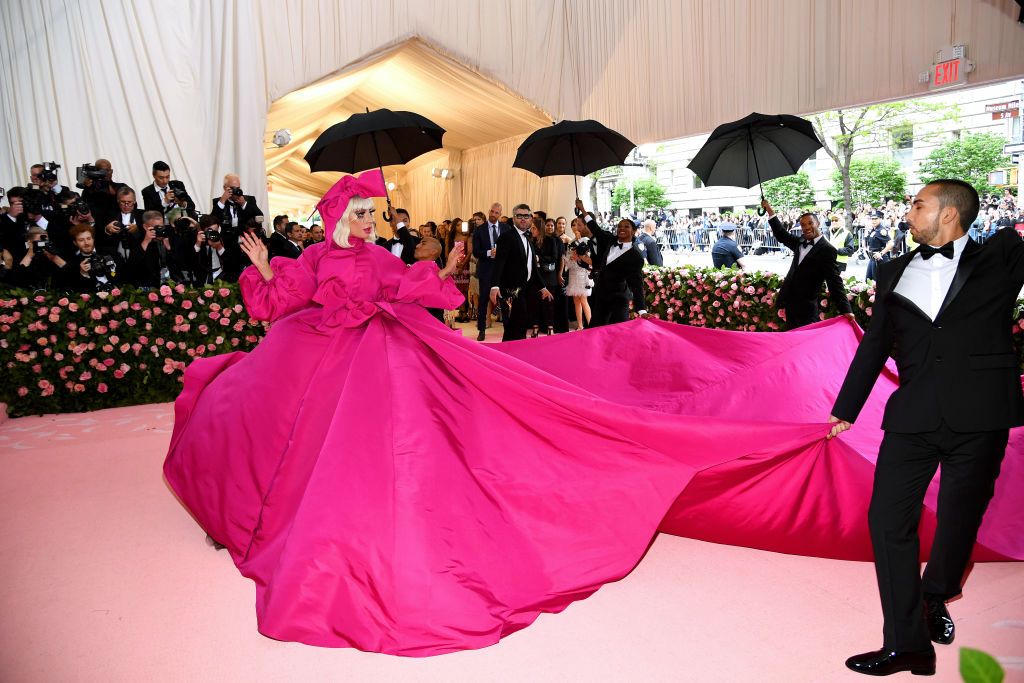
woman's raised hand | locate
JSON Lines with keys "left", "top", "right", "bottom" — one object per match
{"left": 240, "top": 232, "right": 272, "bottom": 280}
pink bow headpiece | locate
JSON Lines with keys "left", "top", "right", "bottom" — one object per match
{"left": 316, "top": 169, "right": 387, "bottom": 245}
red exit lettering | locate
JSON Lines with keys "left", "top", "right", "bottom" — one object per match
{"left": 934, "top": 59, "right": 960, "bottom": 86}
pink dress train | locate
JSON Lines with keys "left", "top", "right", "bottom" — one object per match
{"left": 163, "top": 237, "right": 1023, "bottom": 656}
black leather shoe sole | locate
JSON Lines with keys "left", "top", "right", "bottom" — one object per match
{"left": 845, "top": 649, "right": 936, "bottom": 676}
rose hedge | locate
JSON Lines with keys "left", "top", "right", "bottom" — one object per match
{"left": 2, "top": 268, "right": 1023, "bottom": 416}
{"left": 1, "top": 284, "right": 268, "bottom": 417}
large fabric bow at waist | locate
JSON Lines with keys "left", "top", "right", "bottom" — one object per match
{"left": 316, "top": 297, "right": 399, "bottom": 330}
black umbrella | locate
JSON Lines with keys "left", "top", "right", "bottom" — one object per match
{"left": 687, "top": 112, "right": 822, "bottom": 214}
{"left": 304, "top": 108, "right": 446, "bottom": 215}
{"left": 513, "top": 120, "right": 636, "bottom": 201}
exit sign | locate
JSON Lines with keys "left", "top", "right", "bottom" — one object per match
{"left": 930, "top": 58, "right": 967, "bottom": 89}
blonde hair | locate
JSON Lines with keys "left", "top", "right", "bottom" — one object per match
{"left": 332, "top": 195, "right": 377, "bottom": 248}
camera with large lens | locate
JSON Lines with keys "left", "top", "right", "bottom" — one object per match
{"left": 205, "top": 228, "right": 222, "bottom": 243}
{"left": 75, "top": 164, "right": 109, "bottom": 190}
{"left": 87, "top": 253, "right": 117, "bottom": 278}
{"left": 155, "top": 224, "right": 174, "bottom": 239}
{"left": 40, "top": 162, "right": 61, "bottom": 182}
{"left": 64, "top": 199, "right": 91, "bottom": 219}
{"left": 35, "top": 237, "right": 57, "bottom": 255}
{"left": 167, "top": 181, "right": 191, "bottom": 206}
{"left": 230, "top": 187, "right": 244, "bottom": 197}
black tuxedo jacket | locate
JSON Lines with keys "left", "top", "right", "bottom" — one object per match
{"left": 490, "top": 227, "right": 545, "bottom": 295}
{"left": 472, "top": 221, "right": 508, "bottom": 284}
{"left": 142, "top": 182, "right": 197, "bottom": 214}
{"left": 587, "top": 217, "right": 647, "bottom": 310}
{"left": 770, "top": 216, "right": 852, "bottom": 321}
{"left": 833, "top": 228, "right": 1024, "bottom": 433}
{"left": 374, "top": 225, "right": 419, "bottom": 265}
{"left": 209, "top": 195, "right": 263, "bottom": 230}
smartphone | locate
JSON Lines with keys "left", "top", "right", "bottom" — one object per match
{"left": 461, "top": 221, "right": 469, "bottom": 233}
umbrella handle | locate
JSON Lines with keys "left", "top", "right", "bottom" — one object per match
{"left": 748, "top": 130, "right": 767, "bottom": 216}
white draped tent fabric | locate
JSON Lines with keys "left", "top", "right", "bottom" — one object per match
{"left": 1, "top": 0, "right": 1023, "bottom": 224}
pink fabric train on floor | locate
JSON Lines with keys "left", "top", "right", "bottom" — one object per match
{"left": 163, "top": 239, "right": 1023, "bottom": 656}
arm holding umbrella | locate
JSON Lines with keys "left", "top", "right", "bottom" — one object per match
{"left": 762, "top": 199, "right": 801, "bottom": 252}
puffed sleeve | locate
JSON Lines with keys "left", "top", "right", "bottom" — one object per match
{"left": 394, "top": 260, "right": 465, "bottom": 310}
{"left": 239, "top": 254, "right": 317, "bottom": 322}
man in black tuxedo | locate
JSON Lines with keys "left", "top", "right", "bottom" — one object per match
{"left": 276, "top": 222, "right": 305, "bottom": 260}
{"left": 574, "top": 199, "right": 648, "bottom": 326}
{"left": 828, "top": 179, "right": 1024, "bottom": 677}
{"left": 142, "top": 160, "right": 197, "bottom": 216}
{"left": 472, "top": 202, "right": 507, "bottom": 340}
{"left": 375, "top": 208, "right": 419, "bottom": 265}
{"left": 763, "top": 199, "right": 853, "bottom": 329}
{"left": 488, "top": 203, "right": 553, "bottom": 341}
{"left": 209, "top": 174, "right": 263, "bottom": 240}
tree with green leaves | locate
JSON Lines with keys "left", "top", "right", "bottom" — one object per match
{"left": 829, "top": 157, "right": 907, "bottom": 208}
{"left": 917, "top": 132, "right": 1011, "bottom": 196}
{"left": 813, "top": 101, "right": 953, "bottom": 223}
{"left": 762, "top": 171, "right": 815, "bottom": 210}
{"left": 611, "top": 177, "right": 670, "bottom": 213}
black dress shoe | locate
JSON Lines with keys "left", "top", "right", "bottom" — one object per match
{"left": 924, "top": 596, "right": 955, "bottom": 644}
{"left": 476, "top": 331, "right": 486, "bottom": 341}
{"left": 845, "top": 648, "right": 935, "bottom": 676}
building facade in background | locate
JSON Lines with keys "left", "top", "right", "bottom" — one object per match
{"left": 596, "top": 80, "right": 1024, "bottom": 217}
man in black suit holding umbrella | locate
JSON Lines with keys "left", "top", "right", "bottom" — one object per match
{"left": 375, "top": 208, "right": 419, "bottom": 265}
{"left": 488, "top": 203, "right": 553, "bottom": 341}
{"left": 574, "top": 199, "right": 648, "bottom": 326}
{"left": 762, "top": 198, "right": 854, "bottom": 329}
{"left": 828, "top": 179, "right": 1024, "bottom": 677}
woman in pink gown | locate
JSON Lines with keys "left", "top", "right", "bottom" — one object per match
{"left": 163, "top": 170, "right": 1022, "bottom": 656}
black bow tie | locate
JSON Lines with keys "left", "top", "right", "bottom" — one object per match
{"left": 917, "top": 242, "right": 955, "bottom": 260}
{"left": 617, "top": 242, "right": 628, "bottom": 250}
{"left": 800, "top": 239, "right": 814, "bottom": 248}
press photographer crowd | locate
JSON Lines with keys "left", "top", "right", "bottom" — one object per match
{"left": 0, "top": 159, "right": 321, "bottom": 293}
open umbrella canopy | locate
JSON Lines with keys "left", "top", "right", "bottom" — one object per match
{"left": 687, "top": 112, "right": 821, "bottom": 190}
{"left": 304, "top": 108, "right": 446, "bottom": 174}
{"left": 513, "top": 119, "right": 636, "bottom": 179}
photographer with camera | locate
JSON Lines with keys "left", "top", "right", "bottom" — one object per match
{"left": 187, "top": 214, "right": 240, "bottom": 285}
{"left": 130, "top": 210, "right": 176, "bottom": 288}
{"left": 1, "top": 186, "right": 28, "bottom": 260}
{"left": 77, "top": 158, "right": 125, "bottom": 221}
{"left": 210, "top": 174, "right": 263, "bottom": 245}
{"left": 142, "top": 160, "right": 197, "bottom": 218}
{"left": 99, "top": 186, "right": 144, "bottom": 256}
{"left": 9, "top": 225, "right": 68, "bottom": 290}
{"left": 22, "top": 187, "right": 73, "bottom": 256}
{"left": 29, "top": 162, "right": 74, "bottom": 210}
{"left": 60, "top": 224, "right": 124, "bottom": 292}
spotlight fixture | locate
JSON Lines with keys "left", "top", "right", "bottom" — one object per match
{"left": 387, "top": 182, "right": 396, "bottom": 191}
{"left": 431, "top": 167, "right": 453, "bottom": 180}
{"left": 272, "top": 129, "right": 292, "bottom": 147}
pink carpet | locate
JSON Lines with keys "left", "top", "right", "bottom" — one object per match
{"left": 1, "top": 401, "right": 1022, "bottom": 681}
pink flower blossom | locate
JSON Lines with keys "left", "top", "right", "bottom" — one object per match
{"left": 17, "top": 387, "right": 28, "bottom": 397}
{"left": 182, "top": 300, "right": 193, "bottom": 310}
{"left": 204, "top": 289, "right": 214, "bottom": 298}
{"left": 97, "top": 383, "right": 108, "bottom": 393}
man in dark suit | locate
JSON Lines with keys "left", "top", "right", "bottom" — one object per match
{"left": 209, "top": 174, "right": 263, "bottom": 241}
{"left": 142, "top": 160, "right": 197, "bottom": 216}
{"left": 276, "top": 222, "right": 305, "bottom": 260}
{"left": 638, "top": 219, "right": 664, "bottom": 266}
{"left": 763, "top": 199, "right": 853, "bottom": 329}
{"left": 828, "top": 179, "right": 1024, "bottom": 677}
{"left": 472, "top": 202, "right": 507, "bottom": 340}
{"left": 574, "top": 199, "right": 648, "bottom": 326}
{"left": 375, "top": 208, "right": 419, "bottom": 265}
{"left": 488, "top": 203, "right": 553, "bottom": 341}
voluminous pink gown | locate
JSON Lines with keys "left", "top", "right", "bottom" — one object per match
{"left": 163, "top": 236, "right": 1023, "bottom": 656}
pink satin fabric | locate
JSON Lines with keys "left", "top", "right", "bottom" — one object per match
{"left": 163, "top": 240, "right": 1022, "bottom": 655}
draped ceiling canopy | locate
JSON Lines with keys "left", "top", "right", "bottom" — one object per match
{"left": 1, "top": 0, "right": 1023, "bottom": 223}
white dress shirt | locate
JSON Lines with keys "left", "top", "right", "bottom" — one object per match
{"left": 517, "top": 228, "right": 533, "bottom": 279}
{"left": 154, "top": 183, "right": 170, "bottom": 208}
{"left": 487, "top": 222, "right": 499, "bottom": 254}
{"left": 893, "top": 234, "right": 969, "bottom": 320}
{"left": 797, "top": 234, "right": 823, "bottom": 265}
{"left": 605, "top": 240, "right": 634, "bottom": 266}
{"left": 390, "top": 222, "right": 406, "bottom": 258}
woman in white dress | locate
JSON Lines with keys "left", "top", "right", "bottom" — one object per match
{"left": 564, "top": 217, "right": 593, "bottom": 330}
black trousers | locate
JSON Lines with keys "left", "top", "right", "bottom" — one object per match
{"left": 590, "top": 290, "right": 629, "bottom": 327}
{"left": 783, "top": 304, "right": 818, "bottom": 330}
{"left": 500, "top": 289, "right": 533, "bottom": 341}
{"left": 477, "top": 272, "right": 493, "bottom": 332}
{"left": 869, "top": 425, "right": 1008, "bottom": 650}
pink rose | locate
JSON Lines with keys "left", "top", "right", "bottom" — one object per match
{"left": 218, "top": 287, "right": 230, "bottom": 297}
{"left": 17, "top": 387, "right": 28, "bottom": 397}
{"left": 182, "top": 300, "right": 193, "bottom": 310}
{"left": 204, "top": 289, "right": 214, "bottom": 298}
{"left": 148, "top": 292, "right": 159, "bottom": 302}
{"left": 103, "top": 358, "right": 114, "bottom": 367}
{"left": 114, "top": 370, "right": 125, "bottom": 379}
{"left": 97, "top": 383, "right": 108, "bottom": 393}
{"left": 159, "top": 285, "right": 172, "bottom": 296}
